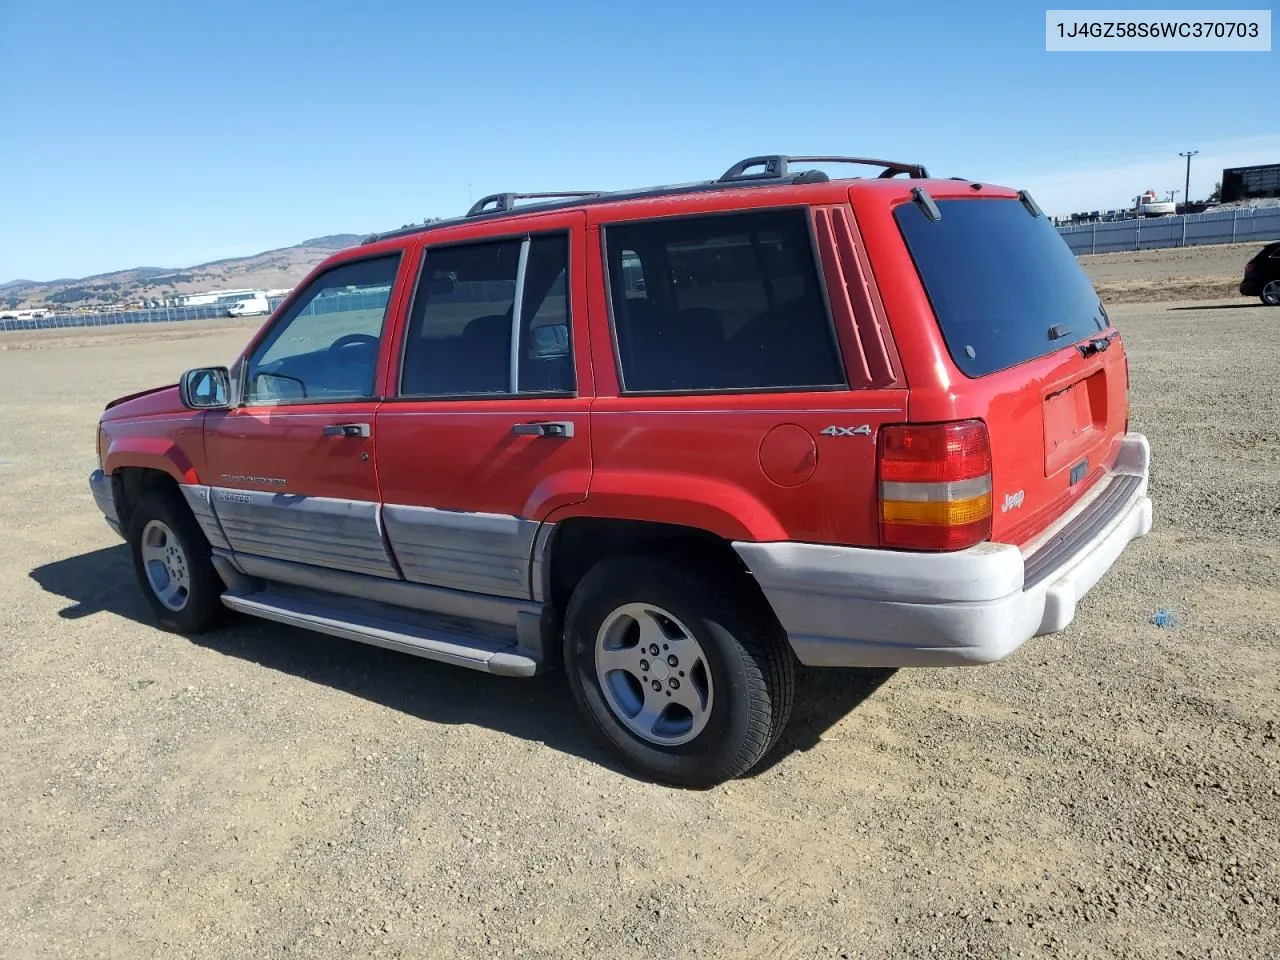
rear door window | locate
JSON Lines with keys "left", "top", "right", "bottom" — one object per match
{"left": 895, "top": 198, "right": 1108, "bottom": 378}
{"left": 399, "top": 232, "right": 574, "bottom": 397}
{"left": 603, "top": 209, "right": 845, "bottom": 393}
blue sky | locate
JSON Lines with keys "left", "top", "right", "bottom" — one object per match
{"left": 0, "top": 0, "right": 1275, "bottom": 281}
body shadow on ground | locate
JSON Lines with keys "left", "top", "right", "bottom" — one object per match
{"left": 31, "top": 545, "right": 893, "bottom": 785}
{"left": 1168, "top": 301, "right": 1261, "bottom": 311}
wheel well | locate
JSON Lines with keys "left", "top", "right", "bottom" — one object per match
{"left": 113, "top": 467, "right": 181, "bottom": 530}
{"left": 545, "top": 518, "right": 757, "bottom": 616}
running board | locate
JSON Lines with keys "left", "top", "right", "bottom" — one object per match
{"left": 221, "top": 589, "right": 539, "bottom": 677}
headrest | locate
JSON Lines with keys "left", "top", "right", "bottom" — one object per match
{"left": 463, "top": 314, "right": 511, "bottom": 344}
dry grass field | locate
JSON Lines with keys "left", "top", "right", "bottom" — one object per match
{"left": 1, "top": 244, "right": 1277, "bottom": 960}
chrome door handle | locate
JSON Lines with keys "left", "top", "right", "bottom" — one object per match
{"left": 323, "top": 422, "right": 371, "bottom": 438}
{"left": 512, "top": 420, "right": 574, "bottom": 438}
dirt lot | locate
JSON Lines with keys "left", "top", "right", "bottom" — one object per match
{"left": 1, "top": 259, "right": 1278, "bottom": 958}
{"left": 1078, "top": 241, "right": 1265, "bottom": 304}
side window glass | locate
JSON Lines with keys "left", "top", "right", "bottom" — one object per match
{"left": 604, "top": 210, "right": 845, "bottom": 393}
{"left": 518, "top": 234, "right": 574, "bottom": 393}
{"left": 620, "top": 249, "right": 647, "bottom": 297}
{"left": 400, "top": 232, "right": 575, "bottom": 397}
{"left": 244, "top": 254, "right": 400, "bottom": 404}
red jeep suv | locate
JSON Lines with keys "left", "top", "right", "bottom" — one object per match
{"left": 88, "top": 155, "right": 1153, "bottom": 787}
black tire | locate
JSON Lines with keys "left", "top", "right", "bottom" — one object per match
{"left": 126, "top": 488, "right": 225, "bottom": 634}
{"left": 563, "top": 554, "right": 794, "bottom": 788}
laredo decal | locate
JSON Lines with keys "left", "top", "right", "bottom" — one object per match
{"left": 217, "top": 491, "right": 252, "bottom": 504}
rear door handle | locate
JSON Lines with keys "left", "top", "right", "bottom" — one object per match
{"left": 323, "top": 422, "right": 371, "bottom": 438}
{"left": 512, "top": 420, "right": 574, "bottom": 438}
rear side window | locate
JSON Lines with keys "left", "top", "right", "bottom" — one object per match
{"left": 604, "top": 209, "right": 844, "bottom": 393}
{"left": 400, "top": 232, "right": 574, "bottom": 397}
{"left": 895, "top": 198, "right": 1108, "bottom": 378}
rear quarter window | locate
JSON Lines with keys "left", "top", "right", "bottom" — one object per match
{"left": 895, "top": 197, "right": 1108, "bottom": 378}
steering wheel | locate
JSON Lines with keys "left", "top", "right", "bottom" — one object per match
{"left": 328, "top": 333, "right": 379, "bottom": 366}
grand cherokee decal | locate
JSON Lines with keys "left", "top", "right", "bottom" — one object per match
{"left": 220, "top": 474, "right": 287, "bottom": 486}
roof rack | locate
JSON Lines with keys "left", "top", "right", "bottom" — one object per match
{"left": 718, "top": 154, "right": 929, "bottom": 182}
{"left": 362, "top": 153, "right": 935, "bottom": 245}
{"left": 466, "top": 191, "right": 602, "bottom": 218}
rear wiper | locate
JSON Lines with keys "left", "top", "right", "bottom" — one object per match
{"left": 1076, "top": 332, "right": 1118, "bottom": 358}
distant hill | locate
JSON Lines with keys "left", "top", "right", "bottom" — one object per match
{"left": 1, "top": 233, "right": 369, "bottom": 311}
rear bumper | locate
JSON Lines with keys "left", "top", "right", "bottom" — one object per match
{"left": 734, "top": 432, "right": 1153, "bottom": 668}
{"left": 89, "top": 469, "right": 123, "bottom": 537}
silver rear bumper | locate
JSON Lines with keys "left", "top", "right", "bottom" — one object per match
{"left": 735, "top": 433, "right": 1153, "bottom": 668}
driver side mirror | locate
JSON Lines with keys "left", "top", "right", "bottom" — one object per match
{"left": 179, "top": 366, "right": 231, "bottom": 409}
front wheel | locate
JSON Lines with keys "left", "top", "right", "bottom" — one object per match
{"left": 126, "top": 489, "right": 225, "bottom": 633}
{"left": 563, "top": 555, "right": 794, "bottom": 788}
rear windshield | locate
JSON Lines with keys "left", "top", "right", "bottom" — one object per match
{"left": 895, "top": 197, "right": 1108, "bottom": 377}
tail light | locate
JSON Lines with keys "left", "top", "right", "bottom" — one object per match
{"left": 1245, "top": 261, "right": 1255, "bottom": 273}
{"left": 878, "top": 420, "right": 992, "bottom": 551}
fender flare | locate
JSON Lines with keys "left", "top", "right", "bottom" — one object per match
{"left": 103, "top": 437, "right": 200, "bottom": 485}
{"left": 529, "top": 472, "right": 788, "bottom": 600}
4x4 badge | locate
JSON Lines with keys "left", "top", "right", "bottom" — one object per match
{"left": 820, "top": 425, "right": 872, "bottom": 437}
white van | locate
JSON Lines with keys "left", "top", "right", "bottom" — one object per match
{"left": 226, "top": 295, "right": 271, "bottom": 318}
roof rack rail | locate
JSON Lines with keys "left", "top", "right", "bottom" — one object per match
{"left": 718, "top": 154, "right": 929, "bottom": 183}
{"left": 466, "top": 191, "right": 602, "bottom": 218}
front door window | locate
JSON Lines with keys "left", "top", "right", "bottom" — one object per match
{"left": 242, "top": 254, "right": 401, "bottom": 404}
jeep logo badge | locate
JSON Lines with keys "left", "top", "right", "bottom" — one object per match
{"left": 1001, "top": 490, "right": 1025, "bottom": 513}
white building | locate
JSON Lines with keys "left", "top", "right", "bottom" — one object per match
{"left": 172, "top": 288, "right": 265, "bottom": 307}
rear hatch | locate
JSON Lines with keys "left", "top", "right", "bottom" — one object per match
{"left": 894, "top": 193, "right": 1129, "bottom": 546}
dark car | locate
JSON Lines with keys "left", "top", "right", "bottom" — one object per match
{"left": 1240, "top": 241, "right": 1280, "bottom": 305}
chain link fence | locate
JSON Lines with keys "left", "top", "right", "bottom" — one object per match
{"left": 1057, "top": 205, "right": 1280, "bottom": 255}
{"left": 0, "top": 297, "right": 289, "bottom": 334}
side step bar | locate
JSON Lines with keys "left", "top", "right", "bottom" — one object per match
{"left": 221, "top": 589, "right": 539, "bottom": 678}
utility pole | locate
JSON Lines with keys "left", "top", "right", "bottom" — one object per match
{"left": 1179, "top": 150, "right": 1199, "bottom": 204}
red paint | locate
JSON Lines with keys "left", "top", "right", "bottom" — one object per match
{"left": 849, "top": 183, "right": 1127, "bottom": 545}
{"left": 203, "top": 404, "right": 382, "bottom": 501}
{"left": 375, "top": 399, "right": 593, "bottom": 518}
{"left": 758, "top": 424, "right": 817, "bottom": 488}
{"left": 375, "top": 211, "right": 594, "bottom": 520}
{"left": 99, "top": 171, "right": 1132, "bottom": 554}
{"left": 101, "top": 386, "right": 205, "bottom": 482}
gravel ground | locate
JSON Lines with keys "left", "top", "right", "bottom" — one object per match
{"left": 1078, "top": 241, "right": 1269, "bottom": 303}
{"left": 1, "top": 290, "right": 1278, "bottom": 958}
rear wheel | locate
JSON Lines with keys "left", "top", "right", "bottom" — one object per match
{"left": 563, "top": 554, "right": 794, "bottom": 788}
{"left": 1261, "top": 280, "right": 1280, "bottom": 306}
{"left": 126, "top": 489, "right": 225, "bottom": 633}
